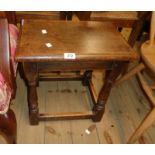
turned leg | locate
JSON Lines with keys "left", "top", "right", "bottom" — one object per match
{"left": 92, "top": 62, "right": 125, "bottom": 122}
{"left": 0, "top": 109, "right": 17, "bottom": 144}
{"left": 23, "top": 62, "right": 39, "bottom": 125}
{"left": 82, "top": 70, "right": 92, "bottom": 86}
{"left": 28, "top": 83, "right": 39, "bottom": 125}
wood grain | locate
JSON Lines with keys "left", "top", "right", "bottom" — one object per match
{"left": 16, "top": 20, "right": 137, "bottom": 62}
{"left": 10, "top": 73, "right": 155, "bottom": 143}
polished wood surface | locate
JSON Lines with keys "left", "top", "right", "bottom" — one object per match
{"left": 16, "top": 19, "right": 137, "bottom": 125}
{"left": 75, "top": 11, "right": 149, "bottom": 76}
{"left": 75, "top": 11, "right": 150, "bottom": 47}
{"left": 0, "top": 12, "right": 16, "bottom": 25}
{"left": 16, "top": 20, "right": 137, "bottom": 62}
{"left": 0, "top": 109, "right": 17, "bottom": 144}
{"left": 0, "top": 19, "right": 17, "bottom": 143}
{"left": 91, "top": 11, "right": 138, "bottom": 20}
{"left": 0, "top": 19, "right": 13, "bottom": 87}
{"left": 90, "top": 11, "right": 138, "bottom": 27}
{"left": 16, "top": 11, "right": 65, "bottom": 22}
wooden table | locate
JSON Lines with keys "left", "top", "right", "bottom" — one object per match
{"left": 15, "top": 19, "right": 138, "bottom": 125}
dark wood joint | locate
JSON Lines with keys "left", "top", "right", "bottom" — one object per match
{"left": 82, "top": 70, "right": 92, "bottom": 86}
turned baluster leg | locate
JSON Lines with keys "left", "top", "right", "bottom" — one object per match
{"left": 0, "top": 109, "right": 17, "bottom": 144}
{"left": 82, "top": 70, "right": 92, "bottom": 86}
{"left": 23, "top": 62, "right": 39, "bottom": 125}
{"left": 92, "top": 62, "right": 125, "bottom": 122}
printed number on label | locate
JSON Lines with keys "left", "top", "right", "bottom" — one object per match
{"left": 64, "top": 53, "right": 76, "bottom": 59}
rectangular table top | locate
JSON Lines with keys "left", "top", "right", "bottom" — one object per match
{"left": 16, "top": 19, "right": 138, "bottom": 62}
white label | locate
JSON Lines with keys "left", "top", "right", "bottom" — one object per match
{"left": 41, "top": 29, "right": 47, "bottom": 34}
{"left": 64, "top": 53, "right": 76, "bottom": 59}
{"left": 85, "top": 129, "right": 90, "bottom": 135}
{"left": 45, "top": 43, "right": 52, "bottom": 48}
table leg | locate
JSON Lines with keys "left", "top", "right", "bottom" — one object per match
{"left": 92, "top": 62, "right": 125, "bottom": 122}
{"left": 23, "top": 62, "right": 39, "bottom": 125}
{"left": 82, "top": 70, "right": 92, "bottom": 86}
